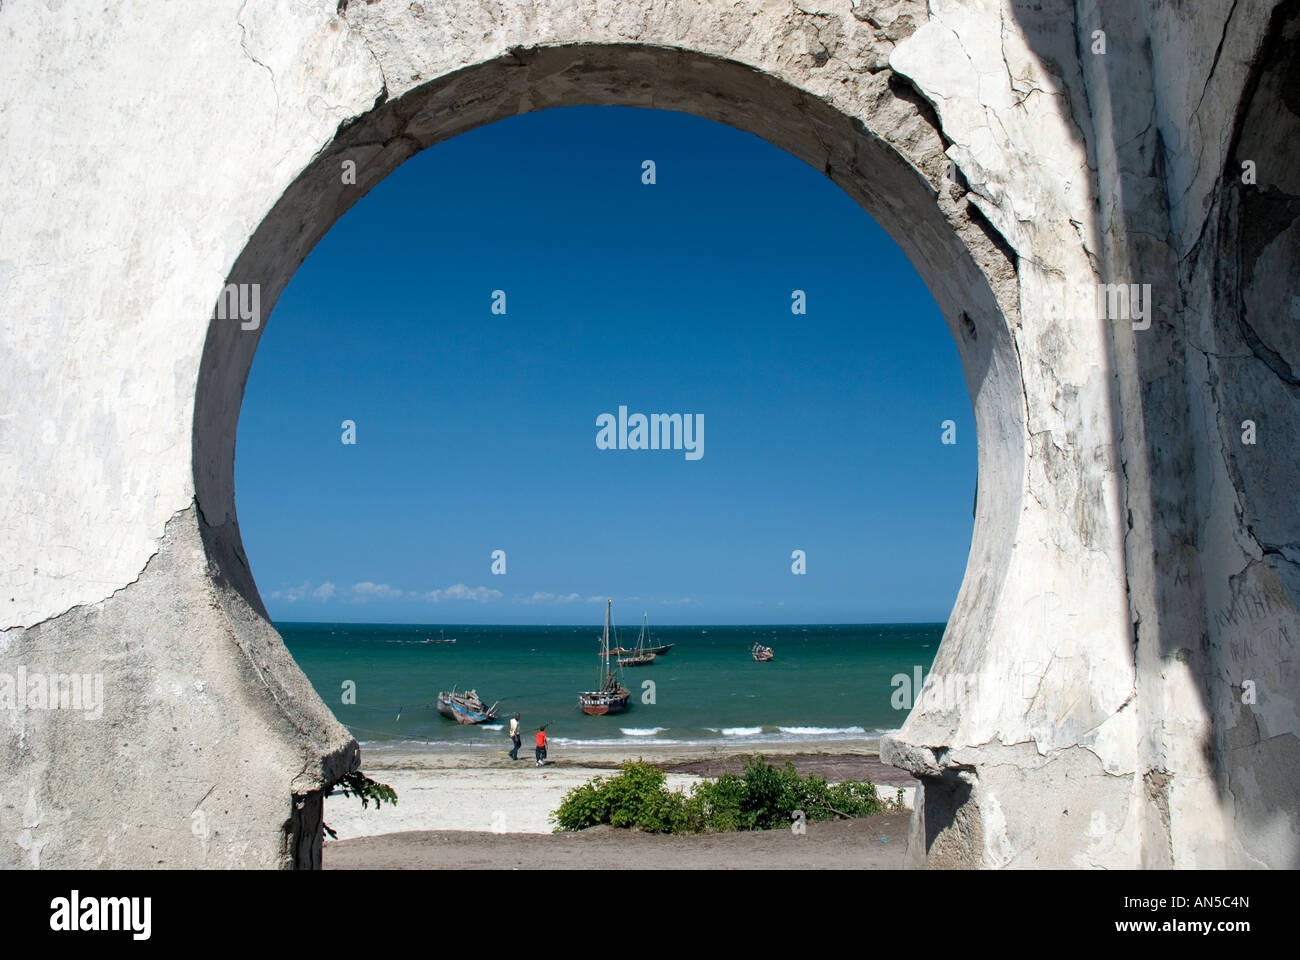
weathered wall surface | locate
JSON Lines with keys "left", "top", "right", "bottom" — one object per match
{"left": 1, "top": 0, "right": 1295, "bottom": 867}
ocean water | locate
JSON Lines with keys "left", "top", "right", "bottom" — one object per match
{"left": 279, "top": 622, "right": 943, "bottom": 752}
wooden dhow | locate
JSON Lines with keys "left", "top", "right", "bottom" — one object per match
{"left": 617, "top": 612, "right": 658, "bottom": 667}
{"left": 580, "top": 599, "right": 632, "bottom": 715}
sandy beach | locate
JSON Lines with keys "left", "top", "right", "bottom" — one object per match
{"left": 324, "top": 739, "right": 916, "bottom": 869}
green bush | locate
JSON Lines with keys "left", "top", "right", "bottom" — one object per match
{"left": 692, "top": 772, "right": 746, "bottom": 832}
{"left": 551, "top": 755, "right": 902, "bottom": 834}
{"left": 322, "top": 770, "right": 398, "bottom": 840}
{"left": 549, "top": 761, "right": 687, "bottom": 833}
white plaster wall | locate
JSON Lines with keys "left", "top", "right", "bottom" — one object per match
{"left": 0, "top": 1, "right": 380, "bottom": 630}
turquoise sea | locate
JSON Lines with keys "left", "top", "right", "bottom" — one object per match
{"left": 280, "top": 622, "right": 943, "bottom": 752}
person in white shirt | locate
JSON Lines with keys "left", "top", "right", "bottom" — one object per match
{"left": 508, "top": 713, "right": 521, "bottom": 760}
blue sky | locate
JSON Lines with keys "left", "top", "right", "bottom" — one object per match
{"left": 235, "top": 105, "right": 975, "bottom": 625}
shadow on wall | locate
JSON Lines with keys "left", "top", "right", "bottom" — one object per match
{"left": 1004, "top": 0, "right": 1300, "bottom": 866}
{"left": 1207, "top": 0, "right": 1300, "bottom": 866}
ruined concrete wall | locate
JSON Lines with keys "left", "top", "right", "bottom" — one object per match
{"left": 1, "top": 0, "right": 1295, "bottom": 868}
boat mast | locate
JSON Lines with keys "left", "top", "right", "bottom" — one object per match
{"left": 601, "top": 598, "right": 612, "bottom": 685}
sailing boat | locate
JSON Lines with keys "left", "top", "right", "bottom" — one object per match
{"left": 644, "top": 619, "right": 674, "bottom": 657}
{"left": 617, "top": 612, "right": 657, "bottom": 667}
{"left": 580, "top": 599, "right": 632, "bottom": 715}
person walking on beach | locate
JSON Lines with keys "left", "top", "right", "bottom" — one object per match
{"left": 535, "top": 726, "right": 548, "bottom": 766}
{"left": 508, "top": 712, "right": 521, "bottom": 761}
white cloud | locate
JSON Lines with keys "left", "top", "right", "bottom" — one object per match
{"left": 351, "top": 582, "right": 403, "bottom": 601}
{"left": 514, "top": 591, "right": 588, "bottom": 605}
{"left": 270, "top": 580, "right": 505, "bottom": 604}
{"left": 270, "top": 581, "right": 314, "bottom": 603}
{"left": 418, "top": 584, "right": 502, "bottom": 603}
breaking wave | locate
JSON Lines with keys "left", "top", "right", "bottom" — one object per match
{"left": 776, "top": 725, "right": 867, "bottom": 736}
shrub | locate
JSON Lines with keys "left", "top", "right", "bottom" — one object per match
{"left": 551, "top": 755, "right": 902, "bottom": 834}
{"left": 690, "top": 772, "right": 746, "bottom": 832}
{"left": 550, "top": 761, "right": 689, "bottom": 833}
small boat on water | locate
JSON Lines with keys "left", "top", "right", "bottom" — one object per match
{"left": 426, "top": 629, "right": 456, "bottom": 644}
{"left": 617, "top": 651, "right": 656, "bottom": 667}
{"left": 436, "top": 686, "right": 498, "bottom": 724}
{"left": 580, "top": 599, "right": 631, "bottom": 715}
{"left": 636, "top": 612, "right": 674, "bottom": 656}
{"left": 751, "top": 643, "right": 774, "bottom": 662}
{"left": 617, "top": 612, "right": 657, "bottom": 667}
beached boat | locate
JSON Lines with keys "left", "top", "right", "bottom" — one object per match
{"left": 580, "top": 599, "right": 631, "bottom": 715}
{"left": 436, "top": 686, "right": 498, "bottom": 724}
{"left": 751, "top": 643, "right": 774, "bottom": 662}
{"left": 617, "top": 612, "right": 658, "bottom": 667}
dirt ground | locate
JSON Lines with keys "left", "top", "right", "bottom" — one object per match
{"left": 324, "top": 809, "right": 911, "bottom": 870}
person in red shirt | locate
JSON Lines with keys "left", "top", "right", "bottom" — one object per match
{"left": 535, "top": 726, "right": 548, "bottom": 766}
